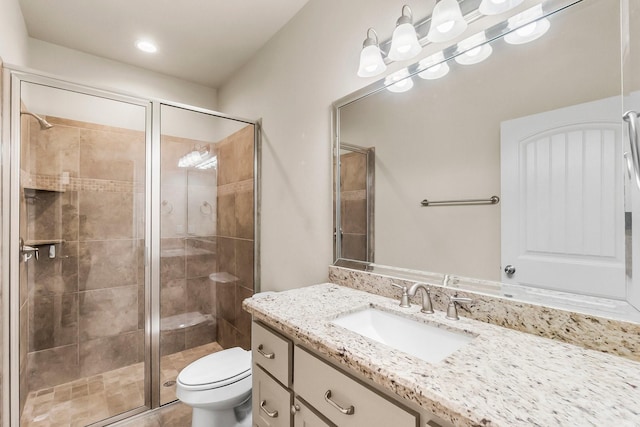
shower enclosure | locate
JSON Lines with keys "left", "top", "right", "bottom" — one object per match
{"left": 1, "top": 69, "right": 260, "bottom": 426}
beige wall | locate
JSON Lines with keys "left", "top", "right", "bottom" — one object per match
{"left": 219, "top": 0, "right": 620, "bottom": 289}
{"left": 26, "top": 39, "right": 218, "bottom": 110}
{"left": 0, "top": 0, "right": 29, "bottom": 65}
{"left": 217, "top": 0, "right": 425, "bottom": 292}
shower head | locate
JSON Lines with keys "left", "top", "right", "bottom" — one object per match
{"left": 20, "top": 111, "right": 54, "bottom": 130}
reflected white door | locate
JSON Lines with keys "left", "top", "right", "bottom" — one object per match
{"left": 501, "top": 96, "right": 625, "bottom": 298}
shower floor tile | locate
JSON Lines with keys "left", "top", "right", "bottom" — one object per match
{"left": 21, "top": 342, "right": 223, "bottom": 427}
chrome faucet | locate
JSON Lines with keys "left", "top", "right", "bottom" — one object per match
{"left": 445, "top": 296, "right": 473, "bottom": 320}
{"left": 406, "top": 283, "right": 434, "bottom": 314}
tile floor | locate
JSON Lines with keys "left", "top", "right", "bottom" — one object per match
{"left": 21, "top": 342, "right": 223, "bottom": 427}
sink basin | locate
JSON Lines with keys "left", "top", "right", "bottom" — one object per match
{"left": 331, "top": 308, "right": 473, "bottom": 363}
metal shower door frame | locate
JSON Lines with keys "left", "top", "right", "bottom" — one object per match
{"left": 1, "top": 66, "right": 262, "bottom": 426}
{"left": 1, "top": 68, "right": 153, "bottom": 427}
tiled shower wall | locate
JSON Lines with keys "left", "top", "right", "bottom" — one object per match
{"left": 340, "top": 151, "right": 367, "bottom": 261}
{"left": 20, "top": 116, "right": 146, "bottom": 407}
{"left": 214, "top": 126, "right": 254, "bottom": 350}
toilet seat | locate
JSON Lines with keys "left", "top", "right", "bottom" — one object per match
{"left": 177, "top": 347, "right": 251, "bottom": 391}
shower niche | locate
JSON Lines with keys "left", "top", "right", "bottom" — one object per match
{"left": 3, "top": 72, "right": 259, "bottom": 427}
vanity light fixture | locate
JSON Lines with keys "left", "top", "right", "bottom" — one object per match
{"left": 388, "top": 5, "right": 422, "bottom": 61}
{"left": 454, "top": 32, "right": 493, "bottom": 65}
{"left": 135, "top": 40, "right": 158, "bottom": 53}
{"left": 478, "top": 0, "right": 524, "bottom": 16}
{"left": 426, "top": 0, "right": 468, "bottom": 43}
{"left": 178, "top": 147, "right": 210, "bottom": 168}
{"left": 195, "top": 155, "right": 218, "bottom": 170}
{"left": 504, "top": 4, "right": 550, "bottom": 44}
{"left": 385, "top": 68, "right": 414, "bottom": 93}
{"left": 417, "top": 52, "right": 450, "bottom": 80}
{"left": 357, "top": 28, "right": 387, "bottom": 77}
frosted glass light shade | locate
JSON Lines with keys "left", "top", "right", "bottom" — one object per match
{"left": 478, "top": 0, "right": 524, "bottom": 16}
{"left": 505, "top": 5, "right": 550, "bottom": 44}
{"left": 427, "top": 0, "right": 468, "bottom": 43}
{"left": 385, "top": 69, "right": 414, "bottom": 93}
{"left": 388, "top": 22, "right": 422, "bottom": 61}
{"left": 358, "top": 44, "right": 387, "bottom": 77}
{"left": 455, "top": 32, "right": 493, "bottom": 65}
{"left": 418, "top": 52, "right": 450, "bottom": 80}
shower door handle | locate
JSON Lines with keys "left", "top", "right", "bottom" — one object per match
{"left": 623, "top": 111, "right": 640, "bottom": 189}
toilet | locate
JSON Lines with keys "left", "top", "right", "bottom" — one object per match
{"left": 176, "top": 347, "right": 252, "bottom": 427}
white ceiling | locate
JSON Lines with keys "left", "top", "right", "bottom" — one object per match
{"left": 18, "top": 0, "right": 310, "bottom": 88}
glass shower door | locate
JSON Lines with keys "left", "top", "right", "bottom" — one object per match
{"left": 158, "top": 105, "right": 256, "bottom": 405}
{"left": 13, "top": 79, "right": 149, "bottom": 426}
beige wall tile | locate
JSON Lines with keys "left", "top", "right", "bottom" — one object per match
{"left": 29, "top": 124, "right": 80, "bottom": 178}
{"left": 79, "top": 129, "right": 144, "bottom": 182}
{"left": 235, "top": 188, "right": 254, "bottom": 240}
{"left": 216, "top": 193, "right": 235, "bottom": 237}
{"left": 79, "top": 332, "right": 140, "bottom": 378}
{"left": 79, "top": 240, "right": 139, "bottom": 291}
{"left": 32, "top": 241, "right": 79, "bottom": 295}
{"left": 215, "top": 282, "right": 236, "bottom": 326}
{"left": 235, "top": 126, "right": 255, "bottom": 182}
{"left": 79, "top": 286, "right": 138, "bottom": 340}
{"left": 29, "top": 293, "right": 78, "bottom": 352}
{"left": 79, "top": 191, "right": 134, "bottom": 240}
{"left": 161, "top": 279, "right": 186, "bottom": 318}
{"left": 236, "top": 239, "right": 254, "bottom": 291}
{"left": 27, "top": 344, "right": 80, "bottom": 390}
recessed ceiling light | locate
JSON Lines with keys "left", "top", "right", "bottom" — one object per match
{"left": 136, "top": 40, "right": 157, "bottom": 53}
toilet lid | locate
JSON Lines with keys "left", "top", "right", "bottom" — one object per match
{"left": 178, "top": 347, "right": 251, "bottom": 388}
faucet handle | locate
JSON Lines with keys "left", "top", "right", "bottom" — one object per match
{"left": 391, "top": 283, "right": 411, "bottom": 308}
{"left": 445, "top": 296, "right": 472, "bottom": 320}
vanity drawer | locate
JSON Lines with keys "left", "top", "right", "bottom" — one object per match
{"left": 252, "top": 321, "right": 292, "bottom": 386}
{"left": 253, "top": 364, "right": 293, "bottom": 427}
{"left": 293, "top": 346, "right": 417, "bottom": 427}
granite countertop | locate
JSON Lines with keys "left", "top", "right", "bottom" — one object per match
{"left": 243, "top": 283, "right": 640, "bottom": 427}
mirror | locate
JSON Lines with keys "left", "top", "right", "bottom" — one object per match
{"left": 334, "top": 0, "right": 640, "bottom": 319}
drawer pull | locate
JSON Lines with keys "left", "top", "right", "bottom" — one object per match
{"left": 260, "top": 400, "right": 279, "bottom": 418}
{"left": 324, "top": 390, "right": 355, "bottom": 415}
{"left": 257, "top": 344, "right": 275, "bottom": 359}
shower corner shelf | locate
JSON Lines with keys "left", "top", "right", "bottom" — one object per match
{"left": 24, "top": 239, "right": 65, "bottom": 247}
{"left": 24, "top": 185, "right": 66, "bottom": 193}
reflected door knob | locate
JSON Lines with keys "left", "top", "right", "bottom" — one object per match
{"left": 504, "top": 265, "right": 516, "bottom": 276}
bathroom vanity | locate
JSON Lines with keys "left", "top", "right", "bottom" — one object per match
{"left": 244, "top": 284, "right": 640, "bottom": 427}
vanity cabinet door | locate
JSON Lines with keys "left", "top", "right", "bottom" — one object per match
{"left": 293, "top": 397, "right": 334, "bottom": 427}
{"left": 253, "top": 321, "right": 293, "bottom": 386}
{"left": 253, "top": 364, "right": 292, "bottom": 427}
{"left": 293, "top": 346, "right": 417, "bottom": 427}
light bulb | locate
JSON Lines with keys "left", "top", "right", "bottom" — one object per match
{"left": 357, "top": 28, "right": 387, "bottom": 78}
{"left": 455, "top": 32, "right": 493, "bottom": 65}
{"left": 136, "top": 40, "right": 157, "bottom": 53}
{"left": 516, "top": 22, "right": 537, "bottom": 37}
{"left": 388, "top": 7, "right": 422, "bottom": 61}
{"left": 427, "top": 0, "right": 468, "bottom": 43}
{"left": 504, "top": 5, "right": 550, "bottom": 45}
{"left": 385, "top": 69, "right": 414, "bottom": 93}
{"left": 437, "top": 20, "right": 456, "bottom": 33}
{"left": 418, "top": 52, "right": 450, "bottom": 80}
